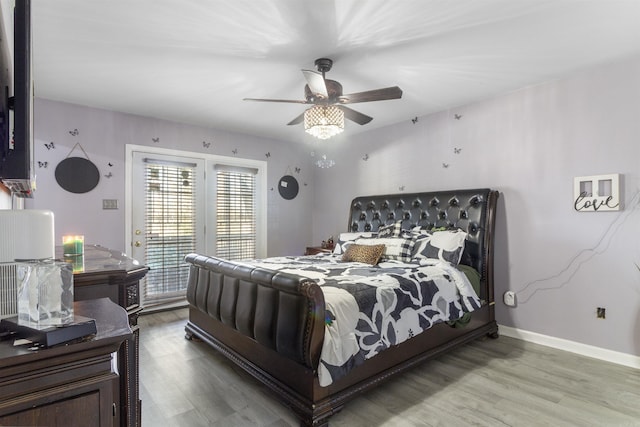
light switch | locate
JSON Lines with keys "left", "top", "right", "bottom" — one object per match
{"left": 103, "top": 199, "right": 118, "bottom": 210}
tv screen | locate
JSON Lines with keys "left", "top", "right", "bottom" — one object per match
{"left": 0, "top": 0, "right": 35, "bottom": 197}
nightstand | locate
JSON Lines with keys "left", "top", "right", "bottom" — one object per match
{"left": 305, "top": 246, "right": 333, "bottom": 255}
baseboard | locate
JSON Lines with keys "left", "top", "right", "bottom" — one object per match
{"left": 140, "top": 300, "right": 188, "bottom": 315}
{"left": 498, "top": 324, "right": 640, "bottom": 370}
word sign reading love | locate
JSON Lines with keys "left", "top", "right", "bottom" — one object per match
{"left": 573, "top": 174, "right": 621, "bottom": 212}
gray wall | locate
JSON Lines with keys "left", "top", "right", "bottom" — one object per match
{"left": 24, "top": 53, "right": 640, "bottom": 360}
{"left": 312, "top": 55, "right": 640, "bottom": 357}
{"left": 27, "top": 99, "right": 315, "bottom": 257}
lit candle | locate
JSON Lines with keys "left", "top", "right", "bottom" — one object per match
{"left": 62, "top": 235, "right": 84, "bottom": 256}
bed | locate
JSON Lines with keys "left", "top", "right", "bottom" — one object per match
{"left": 184, "top": 188, "right": 499, "bottom": 426}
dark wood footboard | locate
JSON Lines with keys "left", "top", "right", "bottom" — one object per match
{"left": 184, "top": 254, "right": 326, "bottom": 370}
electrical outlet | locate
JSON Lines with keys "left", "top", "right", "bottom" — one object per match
{"left": 597, "top": 307, "right": 606, "bottom": 319}
{"left": 503, "top": 291, "right": 516, "bottom": 307}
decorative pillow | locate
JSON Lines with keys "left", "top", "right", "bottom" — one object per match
{"left": 377, "top": 220, "right": 404, "bottom": 238}
{"left": 411, "top": 225, "right": 431, "bottom": 233}
{"left": 332, "top": 232, "right": 376, "bottom": 255}
{"left": 355, "top": 237, "right": 415, "bottom": 263}
{"left": 411, "top": 229, "right": 467, "bottom": 265}
{"left": 341, "top": 243, "right": 385, "bottom": 265}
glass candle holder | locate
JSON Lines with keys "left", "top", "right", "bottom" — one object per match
{"left": 62, "top": 235, "right": 84, "bottom": 256}
{"left": 64, "top": 254, "right": 85, "bottom": 273}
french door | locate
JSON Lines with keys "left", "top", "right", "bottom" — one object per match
{"left": 126, "top": 145, "right": 267, "bottom": 308}
{"left": 130, "top": 150, "right": 205, "bottom": 307}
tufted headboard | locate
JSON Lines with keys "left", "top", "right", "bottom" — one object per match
{"left": 348, "top": 188, "right": 499, "bottom": 300}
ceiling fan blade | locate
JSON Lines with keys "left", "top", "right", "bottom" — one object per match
{"left": 339, "top": 86, "right": 403, "bottom": 104}
{"left": 338, "top": 106, "right": 373, "bottom": 125}
{"left": 287, "top": 112, "right": 305, "bottom": 126}
{"left": 243, "top": 97, "right": 310, "bottom": 104}
{"left": 302, "top": 70, "right": 328, "bottom": 98}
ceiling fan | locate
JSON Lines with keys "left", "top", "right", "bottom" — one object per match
{"left": 243, "top": 58, "right": 403, "bottom": 129}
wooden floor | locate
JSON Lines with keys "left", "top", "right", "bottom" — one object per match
{"left": 138, "top": 308, "right": 640, "bottom": 427}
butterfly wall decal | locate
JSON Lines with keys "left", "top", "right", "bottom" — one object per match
{"left": 294, "top": 167, "right": 301, "bottom": 173}
{"left": 399, "top": 185, "right": 405, "bottom": 191}
{"left": 37, "top": 161, "right": 48, "bottom": 168}
{"left": 454, "top": 114, "right": 463, "bottom": 120}
{"left": 454, "top": 148, "right": 462, "bottom": 154}
{"left": 104, "top": 172, "right": 113, "bottom": 178}
{"left": 202, "top": 141, "right": 211, "bottom": 148}
{"left": 362, "top": 154, "right": 369, "bottom": 161}
{"left": 44, "top": 142, "right": 55, "bottom": 150}
{"left": 232, "top": 149, "right": 238, "bottom": 155}
{"left": 152, "top": 137, "right": 159, "bottom": 143}
{"left": 442, "top": 163, "right": 450, "bottom": 168}
{"left": 411, "top": 117, "right": 418, "bottom": 124}
{"left": 108, "top": 162, "right": 113, "bottom": 167}
{"left": 265, "top": 152, "right": 271, "bottom": 158}
{"left": 69, "top": 128, "right": 79, "bottom": 136}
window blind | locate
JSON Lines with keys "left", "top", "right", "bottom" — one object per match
{"left": 143, "top": 160, "right": 197, "bottom": 305}
{"left": 216, "top": 168, "right": 256, "bottom": 260}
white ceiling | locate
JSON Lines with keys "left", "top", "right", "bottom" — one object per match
{"left": 31, "top": 0, "right": 640, "bottom": 143}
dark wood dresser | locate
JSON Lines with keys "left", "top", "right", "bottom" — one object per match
{"left": 0, "top": 298, "right": 132, "bottom": 426}
{"left": 58, "top": 245, "right": 149, "bottom": 427}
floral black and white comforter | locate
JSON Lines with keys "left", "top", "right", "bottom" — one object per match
{"left": 248, "top": 253, "right": 481, "bottom": 387}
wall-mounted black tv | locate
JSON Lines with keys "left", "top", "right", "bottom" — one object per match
{"left": 0, "top": 4, "right": 11, "bottom": 187}
{"left": 0, "top": 0, "right": 35, "bottom": 197}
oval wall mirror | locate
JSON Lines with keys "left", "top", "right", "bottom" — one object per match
{"left": 55, "top": 157, "right": 100, "bottom": 194}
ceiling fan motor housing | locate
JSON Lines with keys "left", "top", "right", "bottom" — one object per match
{"left": 314, "top": 58, "right": 333, "bottom": 73}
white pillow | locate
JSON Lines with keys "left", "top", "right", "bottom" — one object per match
{"left": 332, "top": 232, "right": 376, "bottom": 255}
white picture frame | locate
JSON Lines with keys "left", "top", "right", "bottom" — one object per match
{"left": 573, "top": 173, "right": 621, "bottom": 212}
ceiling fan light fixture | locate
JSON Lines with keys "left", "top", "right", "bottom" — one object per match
{"left": 304, "top": 105, "right": 344, "bottom": 140}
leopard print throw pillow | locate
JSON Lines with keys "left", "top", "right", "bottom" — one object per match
{"left": 341, "top": 243, "right": 385, "bottom": 265}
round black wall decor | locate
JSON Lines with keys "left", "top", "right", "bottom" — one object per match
{"left": 55, "top": 157, "right": 100, "bottom": 194}
{"left": 278, "top": 175, "right": 299, "bottom": 200}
